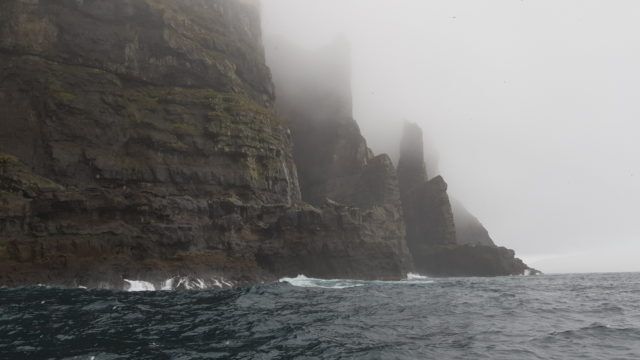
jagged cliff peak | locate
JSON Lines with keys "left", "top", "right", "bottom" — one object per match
{"left": 397, "top": 121, "right": 429, "bottom": 200}
{"left": 265, "top": 37, "right": 412, "bottom": 274}
{"left": 0, "top": 0, "right": 535, "bottom": 287}
{"left": 397, "top": 121, "right": 530, "bottom": 276}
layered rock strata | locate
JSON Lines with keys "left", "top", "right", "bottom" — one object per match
{"left": 0, "top": 0, "right": 533, "bottom": 286}
{"left": 0, "top": 0, "right": 411, "bottom": 288}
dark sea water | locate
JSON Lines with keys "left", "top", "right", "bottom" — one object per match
{"left": 1, "top": 273, "right": 640, "bottom": 360}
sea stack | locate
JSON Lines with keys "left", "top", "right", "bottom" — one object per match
{"left": 397, "top": 122, "right": 530, "bottom": 276}
{"left": 397, "top": 122, "right": 458, "bottom": 268}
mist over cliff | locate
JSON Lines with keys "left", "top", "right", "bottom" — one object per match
{"left": 1, "top": 0, "right": 532, "bottom": 288}
{"left": 264, "top": 16, "right": 529, "bottom": 276}
{"left": 262, "top": 0, "right": 640, "bottom": 273}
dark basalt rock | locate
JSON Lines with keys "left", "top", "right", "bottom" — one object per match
{"left": 414, "top": 245, "right": 529, "bottom": 277}
{"left": 397, "top": 122, "right": 532, "bottom": 276}
{"left": 256, "top": 200, "right": 410, "bottom": 280}
{"left": 397, "top": 122, "right": 457, "bottom": 267}
{"left": 403, "top": 176, "right": 458, "bottom": 250}
{"left": 265, "top": 36, "right": 412, "bottom": 276}
{"left": 398, "top": 122, "right": 429, "bottom": 200}
{"left": 0, "top": 0, "right": 412, "bottom": 287}
{"left": 265, "top": 37, "right": 371, "bottom": 206}
{"left": 0, "top": 0, "right": 534, "bottom": 286}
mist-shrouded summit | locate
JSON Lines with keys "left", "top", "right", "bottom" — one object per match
{"left": 261, "top": 0, "right": 640, "bottom": 274}
{"left": 265, "top": 20, "right": 531, "bottom": 276}
{"left": 0, "top": 0, "right": 534, "bottom": 287}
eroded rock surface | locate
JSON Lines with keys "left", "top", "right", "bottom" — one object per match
{"left": 0, "top": 0, "right": 533, "bottom": 286}
{"left": 0, "top": 0, "right": 411, "bottom": 287}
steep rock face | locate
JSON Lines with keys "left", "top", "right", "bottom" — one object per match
{"left": 402, "top": 176, "right": 458, "bottom": 250}
{"left": 265, "top": 37, "right": 412, "bottom": 274}
{"left": 397, "top": 124, "right": 457, "bottom": 272}
{"left": 256, "top": 199, "right": 409, "bottom": 280}
{"left": 0, "top": 0, "right": 274, "bottom": 105}
{"left": 400, "top": 122, "right": 496, "bottom": 249}
{"left": 0, "top": 0, "right": 299, "bottom": 204}
{"left": 411, "top": 245, "right": 529, "bottom": 277}
{"left": 397, "top": 122, "right": 529, "bottom": 276}
{"left": 0, "top": 0, "right": 300, "bottom": 287}
{"left": 0, "top": 0, "right": 412, "bottom": 287}
{"left": 265, "top": 37, "right": 371, "bottom": 206}
{"left": 397, "top": 122, "right": 429, "bottom": 201}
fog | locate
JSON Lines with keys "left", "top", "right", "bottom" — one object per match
{"left": 261, "top": 0, "right": 640, "bottom": 273}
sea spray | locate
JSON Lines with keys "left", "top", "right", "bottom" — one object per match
{"left": 279, "top": 274, "right": 434, "bottom": 289}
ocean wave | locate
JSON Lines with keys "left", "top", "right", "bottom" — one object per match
{"left": 279, "top": 274, "right": 434, "bottom": 289}
{"left": 278, "top": 275, "right": 366, "bottom": 289}
{"left": 3, "top": 273, "right": 640, "bottom": 359}
{"left": 123, "top": 277, "right": 236, "bottom": 292}
{"left": 406, "top": 272, "right": 430, "bottom": 280}
{"left": 123, "top": 280, "right": 156, "bottom": 292}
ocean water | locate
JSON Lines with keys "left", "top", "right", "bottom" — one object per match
{"left": 1, "top": 273, "right": 640, "bottom": 359}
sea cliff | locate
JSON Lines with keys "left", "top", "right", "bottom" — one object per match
{"left": 0, "top": 0, "right": 532, "bottom": 289}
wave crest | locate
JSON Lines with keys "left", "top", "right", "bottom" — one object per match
{"left": 279, "top": 274, "right": 434, "bottom": 289}
{"left": 123, "top": 277, "right": 235, "bottom": 292}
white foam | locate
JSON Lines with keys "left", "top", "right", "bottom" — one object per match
{"left": 161, "top": 278, "right": 175, "bottom": 291}
{"left": 279, "top": 274, "right": 434, "bottom": 289}
{"left": 279, "top": 275, "right": 364, "bottom": 289}
{"left": 124, "top": 279, "right": 156, "bottom": 292}
{"left": 196, "top": 279, "right": 206, "bottom": 289}
{"left": 406, "top": 272, "right": 430, "bottom": 280}
{"left": 159, "top": 276, "right": 232, "bottom": 290}
{"left": 175, "top": 277, "right": 188, "bottom": 289}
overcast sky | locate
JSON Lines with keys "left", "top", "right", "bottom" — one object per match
{"left": 261, "top": 0, "right": 640, "bottom": 274}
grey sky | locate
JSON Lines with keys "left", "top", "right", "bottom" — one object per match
{"left": 261, "top": 0, "right": 640, "bottom": 273}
